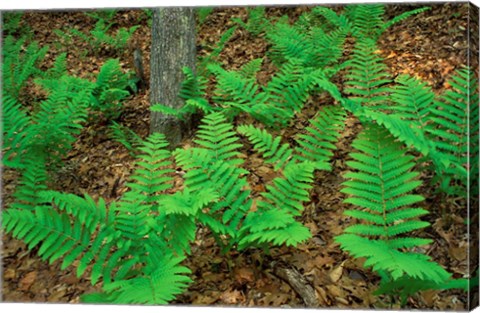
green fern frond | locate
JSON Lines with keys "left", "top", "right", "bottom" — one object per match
{"left": 336, "top": 123, "right": 452, "bottom": 297}
{"left": 238, "top": 161, "right": 316, "bottom": 249}
{"left": 126, "top": 132, "right": 173, "bottom": 205}
{"left": 345, "top": 4, "right": 385, "bottom": 40}
{"left": 389, "top": 74, "right": 434, "bottom": 127}
{"left": 174, "top": 113, "right": 251, "bottom": 240}
{"left": 179, "top": 67, "right": 207, "bottom": 101}
{"left": 238, "top": 58, "right": 263, "bottom": 80}
{"left": 30, "top": 88, "right": 89, "bottom": 167}
{"left": 1, "top": 94, "right": 33, "bottom": 168}
{"left": 336, "top": 234, "right": 451, "bottom": 283}
{"left": 161, "top": 188, "right": 219, "bottom": 217}
{"left": 426, "top": 67, "right": 473, "bottom": 194}
{"left": 311, "top": 6, "right": 352, "bottom": 32}
{"left": 266, "top": 22, "right": 312, "bottom": 66}
{"left": 100, "top": 255, "right": 192, "bottom": 304}
{"left": 3, "top": 193, "right": 118, "bottom": 281}
{"left": 262, "top": 162, "right": 316, "bottom": 216}
{"left": 294, "top": 105, "right": 346, "bottom": 167}
{"left": 233, "top": 6, "right": 269, "bottom": 37}
{"left": 9, "top": 157, "right": 48, "bottom": 211}
{"left": 43, "top": 52, "right": 68, "bottom": 79}
{"left": 92, "top": 58, "right": 133, "bottom": 118}
{"left": 193, "top": 112, "right": 244, "bottom": 163}
{"left": 199, "top": 26, "right": 237, "bottom": 72}
{"left": 237, "top": 124, "right": 293, "bottom": 170}
{"left": 109, "top": 122, "right": 143, "bottom": 155}
{"left": 340, "top": 125, "right": 426, "bottom": 238}
{"left": 381, "top": 7, "right": 430, "bottom": 34}
{"left": 209, "top": 63, "right": 260, "bottom": 109}
{"left": 2, "top": 36, "right": 48, "bottom": 99}
{"left": 175, "top": 147, "right": 251, "bottom": 239}
{"left": 344, "top": 38, "right": 391, "bottom": 106}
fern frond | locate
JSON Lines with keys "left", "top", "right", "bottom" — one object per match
{"left": 193, "top": 112, "right": 244, "bottom": 163}
{"left": 174, "top": 114, "right": 251, "bottom": 240}
{"left": 340, "top": 125, "right": 426, "bottom": 237}
{"left": 126, "top": 132, "right": 173, "bottom": 205}
{"left": 109, "top": 121, "right": 143, "bottom": 155}
{"left": 2, "top": 36, "right": 48, "bottom": 99}
{"left": 262, "top": 162, "right": 316, "bottom": 216}
{"left": 336, "top": 234, "right": 451, "bottom": 283}
{"left": 9, "top": 157, "right": 48, "bottom": 211}
{"left": 389, "top": 74, "right": 434, "bottom": 127}
{"left": 43, "top": 52, "right": 68, "bottom": 79}
{"left": 345, "top": 4, "right": 385, "bottom": 40}
{"left": 266, "top": 22, "right": 312, "bottom": 66}
{"left": 175, "top": 147, "right": 251, "bottom": 238}
{"left": 336, "top": 123, "right": 452, "bottom": 295}
{"left": 237, "top": 124, "right": 293, "bottom": 170}
{"left": 294, "top": 105, "right": 346, "bottom": 168}
{"left": 3, "top": 194, "right": 118, "bottom": 281}
{"left": 426, "top": 67, "right": 473, "bottom": 195}
{"left": 381, "top": 7, "right": 430, "bottom": 34}
{"left": 238, "top": 58, "right": 263, "bottom": 80}
{"left": 101, "top": 254, "right": 192, "bottom": 304}
{"left": 344, "top": 38, "right": 391, "bottom": 106}
{"left": 1, "top": 94, "right": 33, "bottom": 168}
{"left": 238, "top": 161, "right": 316, "bottom": 249}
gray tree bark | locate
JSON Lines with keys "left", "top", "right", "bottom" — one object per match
{"left": 150, "top": 7, "right": 196, "bottom": 147}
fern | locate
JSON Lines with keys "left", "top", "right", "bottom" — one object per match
{"left": 174, "top": 113, "right": 250, "bottom": 245}
{"left": 109, "top": 122, "right": 143, "bottom": 155}
{"left": 344, "top": 37, "right": 391, "bottom": 106}
{"left": 71, "top": 14, "right": 138, "bottom": 53}
{"left": 237, "top": 125, "right": 293, "bottom": 171}
{"left": 238, "top": 162, "right": 316, "bottom": 249}
{"left": 294, "top": 106, "right": 347, "bottom": 167}
{"left": 30, "top": 89, "right": 90, "bottom": 168}
{"left": 2, "top": 11, "right": 24, "bottom": 36}
{"left": 238, "top": 58, "right": 263, "bottom": 80}
{"left": 366, "top": 68, "right": 476, "bottom": 196}
{"left": 3, "top": 132, "right": 198, "bottom": 304}
{"left": 344, "top": 4, "right": 429, "bottom": 41}
{"left": 198, "top": 26, "right": 237, "bottom": 74}
{"left": 197, "top": 7, "right": 214, "bottom": 25}
{"left": 425, "top": 68, "right": 473, "bottom": 195}
{"left": 2, "top": 36, "right": 48, "bottom": 99}
{"left": 43, "top": 52, "right": 68, "bottom": 80}
{"left": 9, "top": 156, "right": 48, "bottom": 211}
{"left": 232, "top": 6, "right": 269, "bottom": 37}
{"left": 237, "top": 105, "right": 346, "bottom": 171}
{"left": 152, "top": 66, "right": 213, "bottom": 118}
{"left": 335, "top": 124, "right": 453, "bottom": 302}
{"left": 266, "top": 22, "right": 311, "bottom": 67}
{"left": 126, "top": 132, "right": 174, "bottom": 205}
{"left": 91, "top": 59, "right": 135, "bottom": 118}
{"left": 1, "top": 94, "right": 33, "bottom": 168}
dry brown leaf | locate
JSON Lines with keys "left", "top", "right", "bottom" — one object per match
{"left": 220, "top": 289, "right": 244, "bottom": 304}
{"left": 329, "top": 261, "right": 345, "bottom": 283}
{"left": 19, "top": 271, "right": 37, "bottom": 291}
{"left": 234, "top": 267, "right": 255, "bottom": 285}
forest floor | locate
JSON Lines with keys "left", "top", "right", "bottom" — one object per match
{"left": 1, "top": 3, "right": 474, "bottom": 310}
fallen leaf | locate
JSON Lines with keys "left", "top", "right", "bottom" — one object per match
{"left": 19, "top": 271, "right": 37, "bottom": 291}
{"left": 4, "top": 268, "right": 16, "bottom": 280}
{"left": 329, "top": 261, "right": 345, "bottom": 283}
{"left": 234, "top": 267, "right": 255, "bottom": 285}
{"left": 326, "top": 284, "right": 343, "bottom": 298}
{"left": 220, "top": 289, "right": 244, "bottom": 304}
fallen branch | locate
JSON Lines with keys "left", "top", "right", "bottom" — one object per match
{"left": 273, "top": 263, "right": 319, "bottom": 307}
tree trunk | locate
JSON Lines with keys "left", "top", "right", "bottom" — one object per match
{"left": 150, "top": 7, "right": 196, "bottom": 147}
